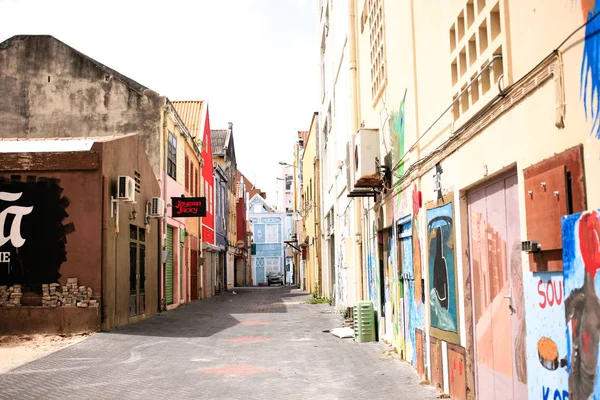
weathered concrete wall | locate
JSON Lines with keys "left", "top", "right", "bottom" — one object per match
{"left": 0, "top": 307, "right": 100, "bottom": 335}
{"left": 0, "top": 35, "right": 165, "bottom": 178}
{"left": 98, "top": 134, "right": 160, "bottom": 330}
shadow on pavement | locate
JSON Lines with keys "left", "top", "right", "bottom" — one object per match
{"left": 103, "top": 286, "right": 309, "bottom": 338}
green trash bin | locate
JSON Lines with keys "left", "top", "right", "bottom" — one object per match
{"left": 353, "top": 300, "right": 376, "bottom": 343}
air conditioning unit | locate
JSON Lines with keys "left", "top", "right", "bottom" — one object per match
{"left": 117, "top": 176, "right": 136, "bottom": 202}
{"left": 354, "top": 128, "right": 381, "bottom": 188}
{"left": 150, "top": 197, "right": 165, "bottom": 218}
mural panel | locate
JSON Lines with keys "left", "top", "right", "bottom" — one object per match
{"left": 578, "top": 0, "right": 600, "bottom": 139}
{"left": 0, "top": 177, "right": 73, "bottom": 288}
{"left": 523, "top": 270, "right": 567, "bottom": 399}
{"left": 398, "top": 215, "right": 425, "bottom": 367}
{"left": 563, "top": 210, "right": 600, "bottom": 399}
{"left": 427, "top": 193, "right": 459, "bottom": 344}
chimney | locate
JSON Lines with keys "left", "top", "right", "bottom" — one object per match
{"left": 228, "top": 122, "right": 233, "bottom": 130}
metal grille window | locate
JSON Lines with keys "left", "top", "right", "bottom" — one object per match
{"left": 368, "top": 0, "right": 386, "bottom": 102}
{"left": 449, "top": 0, "right": 506, "bottom": 120}
{"left": 134, "top": 171, "right": 141, "bottom": 194}
{"left": 167, "top": 131, "right": 177, "bottom": 180}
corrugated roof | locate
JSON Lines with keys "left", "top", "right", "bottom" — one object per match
{"left": 211, "top": 130, "right": 228, "bottom": 156}
{"left": 0, "top": 134, "right": 135, "bottom": 153}
{"left": 171, "top": 100, "right": 204, "bottom": 139}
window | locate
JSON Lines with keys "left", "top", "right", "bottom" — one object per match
{"left": 368, "top": 0, "right": 387, "bottom": 102}
{"left": 185, "top": 155, "right": 190, "bottom": 191}
{"left": 134, "top": 171, "right": 141, "bottom": 194}
{"left": 195, "top": 168, "right": 199, "bottom": 197}
{"left": 209, "top": 185, "right": 213, "bottom": 215}
{"left": 167, "top": 131, "right": 177, "bottom": 179}
{"left": 285, "top": 175, "right": 292, "bottom": 191}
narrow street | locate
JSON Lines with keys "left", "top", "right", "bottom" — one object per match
{"left": 0, "top": 288, "right": 437, "bottom": 400}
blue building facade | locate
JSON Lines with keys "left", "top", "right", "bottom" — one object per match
{"left": 248, "top": 194, "right": 284, "bottom": 285}
{"left": 214, "top": 164, "right": 227, "bottom": 292}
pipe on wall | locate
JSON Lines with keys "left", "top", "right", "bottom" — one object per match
{"left": 101, "top": 174, "right": 109, "bottom": 327}
{"left": 348, "top": 0, "right": 364, "bottom": 301}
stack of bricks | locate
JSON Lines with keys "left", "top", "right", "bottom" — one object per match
{"left": 63, "top": 278, "right": 97, "bottom": 308}
{"left": 0, "top": 285, "right": 22, "bottom": 307}
{"left": 39, "top": 278, "right": 97, "bottom": 308}
{"left": 42, "top": 283, "right": 62, "bottom": 307}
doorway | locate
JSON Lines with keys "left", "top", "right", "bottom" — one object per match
{"left": 468, "top": 174, "right": 527, "bottom": 399}
{"left": 378, "top": 227, "right": 393, "bottom": 340}
{"left": 129, "top": 225, "right": 146, "bottom": 317}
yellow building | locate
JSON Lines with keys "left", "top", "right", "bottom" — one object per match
{"left": 301, "top": 113, "right": 321, "bottom": 296}
{"left": 158, "top": 101, "right": 201, "bottom": 308}
{"left": 211, "top": 123, "right": 237, "bottom": 291}
{"left": 340, "top": 0, "right": 600, "bottom": 397}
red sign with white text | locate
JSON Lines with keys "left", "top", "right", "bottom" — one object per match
{"left": 171, "top": 197, "right": 206, "bottom": 218}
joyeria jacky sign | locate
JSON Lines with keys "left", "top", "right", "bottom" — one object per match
{"left": 171, "top": 197, "right": 206, "bottom": 218}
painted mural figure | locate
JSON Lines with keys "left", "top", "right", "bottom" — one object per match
{"left": 564, "top": 210, "right": 600, "bottom": 399}
{"left": 432, "top": 226, "right": 449, "bottom": 309}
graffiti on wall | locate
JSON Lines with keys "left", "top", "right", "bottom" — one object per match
{"left": 0, "top": 176, "right": 73, "bottom": 288}
{"left": 563, "top": 210, "right": 600, "bottom": 399}
{"left": 578, "top": 0, "right": 600, "bottom": 139}
{"left": 391, "top": 90, "right": 407, "bottom": 188}
{"left": 427, "top": 195, "right": 459, "bottom": 343}
{"left": 471, "top": 208, "right": 528, "bottom": 396}
{"left": 524, "top": 269, "right": 568, "bottom": 399}
{"left": 398, "top": 215, "right": 425, "bottom": 367}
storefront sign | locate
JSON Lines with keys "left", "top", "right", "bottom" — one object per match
{"left": 171, "top": 197, "right": 206, "bottom": 218}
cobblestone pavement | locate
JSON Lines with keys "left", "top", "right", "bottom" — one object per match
{"left": 0, "top": 287, "right": 438, "bottom": 400}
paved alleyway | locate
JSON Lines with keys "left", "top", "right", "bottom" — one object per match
{"left": 0, "top": 288, "right": 437, "bottom": 400}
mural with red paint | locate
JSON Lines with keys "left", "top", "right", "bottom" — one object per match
{"left": 562, "top": 210, "right": 600, "bottom": 399}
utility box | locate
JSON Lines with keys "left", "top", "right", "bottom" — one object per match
{"left": 353, "top": 300, "right": 376, "bottom": 343}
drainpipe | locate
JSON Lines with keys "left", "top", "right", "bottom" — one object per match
{"left": 161, "top": 103, "right": 169, "bottom": 311}
{"left": 114, "top": 194, "right": 119, "bottom": 323}
{"left": 101, "top": 175, "right": 109, "bottom": 327}
{"left": 348, "top": 0, "right": 364, "bottom": 301}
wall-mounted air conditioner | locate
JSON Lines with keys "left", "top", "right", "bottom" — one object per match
{"left": 353, "top": 128, "right": 381, "bottom": 188}
{"left": 117, "top": 176, "right": 136, "bottom": 202}
{"left": 150, "top": 197, "right": 165, "bottom": 217}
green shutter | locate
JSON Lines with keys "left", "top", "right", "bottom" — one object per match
{"left": 179, "top": 229, "right": 185, "bottom": 301}
{"left": 166, "top": 226, "right": 174, "bottom": 305}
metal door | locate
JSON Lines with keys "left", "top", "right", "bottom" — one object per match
{"left": 190, "top": 237, "right": 198, "bottom": 301}
{"left": 468, "top": 174, "right": 527, "bottom": 399}
{"left": 166, "top": 226, "right": 174, "bottom": 305}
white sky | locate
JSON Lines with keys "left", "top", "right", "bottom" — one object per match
{"left": 0, "top": 0, "right": 319, "bottom": 202}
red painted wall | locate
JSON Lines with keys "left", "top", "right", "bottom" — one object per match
{"left": 202, "top": 106, "right": 215, "bottom": 245}
{"left": 236, "top": 185, "right": 247, "bottom": 245}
